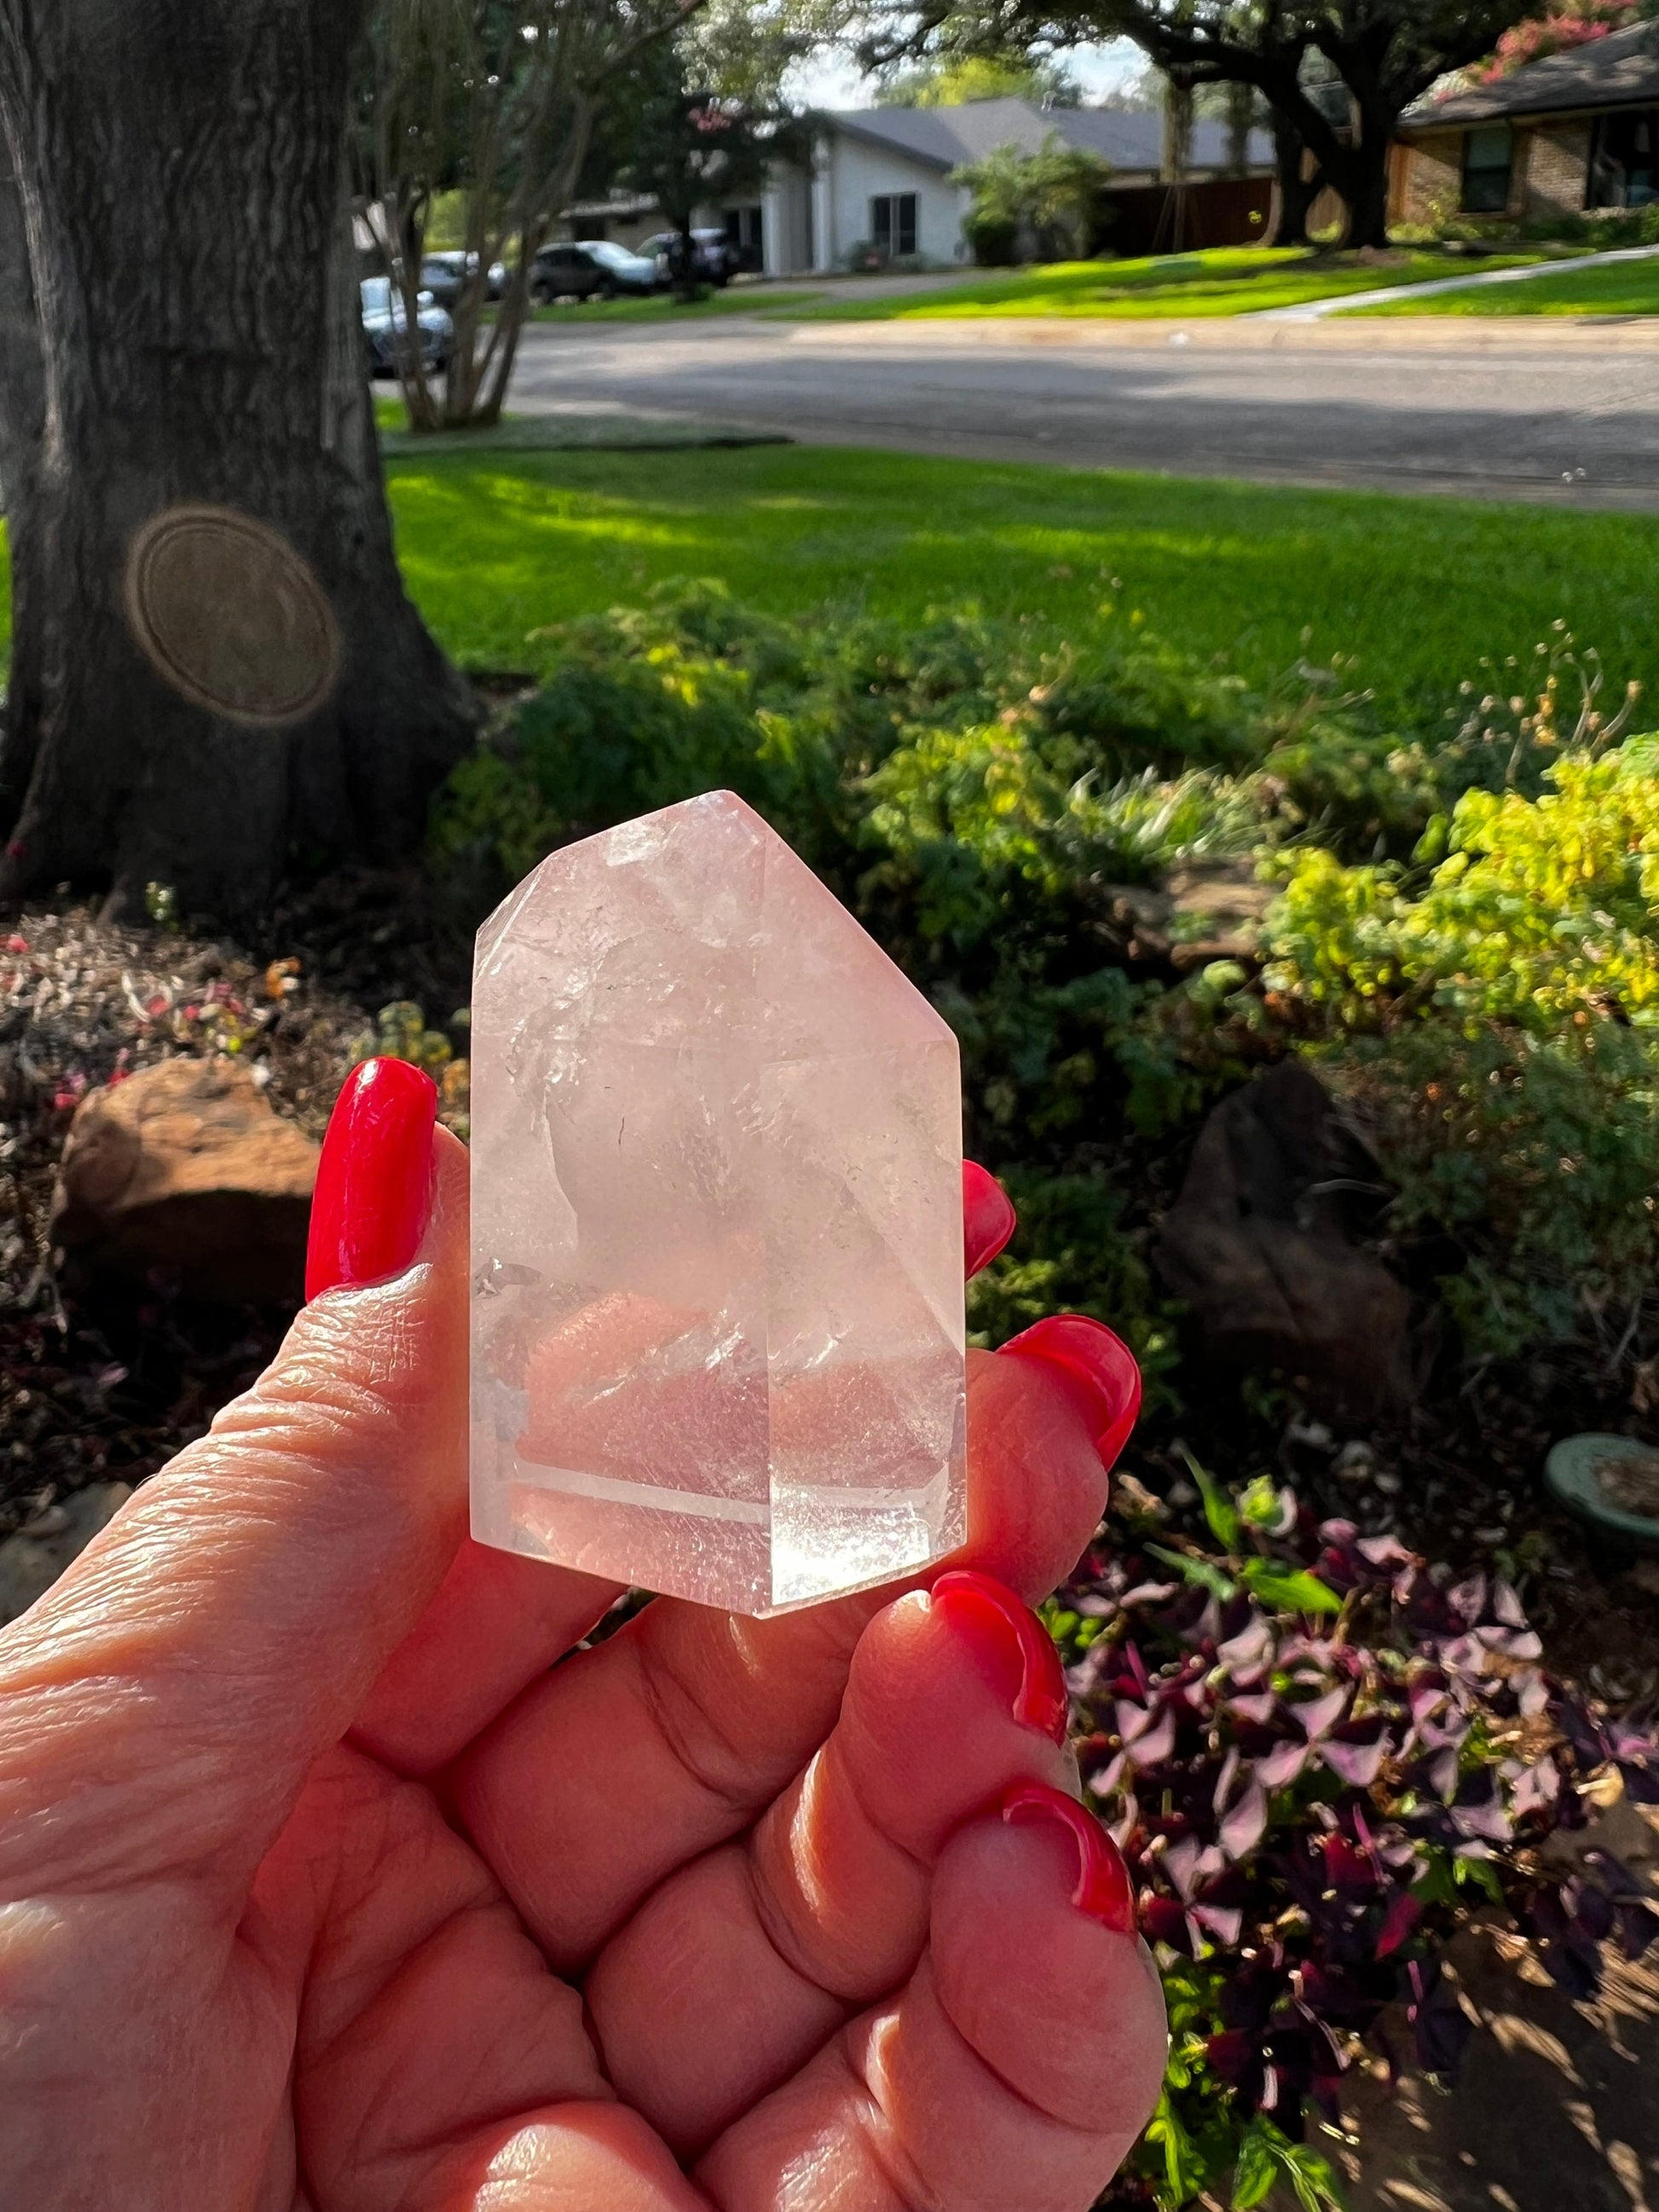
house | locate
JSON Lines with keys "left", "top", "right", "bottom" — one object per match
{"left": 1392, "top": 21, "right": 1659, "bottom": 224}
{"left": 758, "top": 98, "right": 1275, "bottom": 274}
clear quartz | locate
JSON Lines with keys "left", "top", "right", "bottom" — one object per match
{"left": 469, "top": 789, "right": 967, "bottom": 1616}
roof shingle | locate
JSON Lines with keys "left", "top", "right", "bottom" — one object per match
{"left": 819, "top": 96, "right": 1272, "bottom": 177}
{"left": 1403, "top": 19, "right": 1659, "bottom": 128}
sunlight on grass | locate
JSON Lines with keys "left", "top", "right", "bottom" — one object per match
{"left": 1356, "top": 253, "right": 1659, "bottom": 316}
{"left": 377, "top": 444, "right": 1659, "bottom": 725}
{"left": 787, "top": 246, "right": 1557, "bottom": 321}
{"left": 529, "top": 284, "right": 821, "bottom": 325}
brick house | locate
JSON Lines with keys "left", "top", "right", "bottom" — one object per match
{"left": 1392, "top": 21, "right": 1659, "bottom": 225}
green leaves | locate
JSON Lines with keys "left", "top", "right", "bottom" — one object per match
{"left": 1153, "top": 1455, "right": 1343, "bottom": 1619}
{"left": 1188, "top": 1452, "right": 1242, "bottom": 1551}
{"left": 1240, "top": 1561, "right": 1344, "bottom": 1617}
{"left": 1230, "top": 2120, "right": 1346, "bottom": 2212}
{"left": 1147, "top": 1540, "right": 1238, "bottom": 1602}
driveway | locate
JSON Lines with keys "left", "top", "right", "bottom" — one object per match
{"left": 507, "top": 313, "right": 1659, "bottom": 508}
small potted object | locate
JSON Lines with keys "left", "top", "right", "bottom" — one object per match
{"left": 1546, "top": 1432, "right": 1659, "bottom": 1553}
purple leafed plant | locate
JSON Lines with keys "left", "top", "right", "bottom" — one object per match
{"left": 1050, "top": 1470, "right": 1659, "bottom": 2211}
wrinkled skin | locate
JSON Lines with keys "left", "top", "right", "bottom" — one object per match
{"left": 0, "top": 1132, "right": 1165, "bottom": 2210}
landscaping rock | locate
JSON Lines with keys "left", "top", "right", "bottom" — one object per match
{"left": 1156, "top": 1061, "right": 1433, "bottom": 1419}
{"left": 1099, "top": 856, "right": 1276, "bottom": 972}
{"left": 50, "top": 1056, "right": 319, "bottom": 1302}
{"left": 0, "top": 1481, "right": 131, "bottom": 1626}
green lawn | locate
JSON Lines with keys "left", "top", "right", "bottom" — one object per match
{"left": 378, "top": 442, "right": 1659, "bottom": 727}
{"left": 1355, "top": 251, "right": 1659, "bottom": 316}
{"left": 523, "top": 283, "right": 822, "bottom": 325}
{"left": 783, "top": 245, "right": 1562, "bottom": 321}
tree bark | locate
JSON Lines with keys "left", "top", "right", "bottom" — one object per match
{"left": 1267, "top": 114, "right": 1320, "bottom": 248}
{"left": 1333, "top": 130, "right": 1392, "bottom": 249}
{"left": 0, "top": 0, "right": 477, "bottom": 921}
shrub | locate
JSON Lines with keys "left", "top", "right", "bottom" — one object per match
{"left": 1058, "top": 1467, "right": 1659, "bottom": 2210}
{"left": 430, "top": 580, "right": 1295, "bottom": 1369}
{"left": 965, "top": 209, "right": 1020, "bottom": 265}
{"left": 1263, "top": 733, "right": 1659, "bottom": 1357}
{"left": 429, "top": 580, "right": 1655, "bottom": 1375}
{"left": 949, "top": 134, "right": 1113, "bottom": 263}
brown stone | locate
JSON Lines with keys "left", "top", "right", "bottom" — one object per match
{"left": 50, "top": 1055, "right": 319, "bottom": 1302}
{"left": 1099, "top": 857, "right": 1276, "bottom": 972}
{"left": 1156, "top": 1062, "right": 1435, "bottom": 1419}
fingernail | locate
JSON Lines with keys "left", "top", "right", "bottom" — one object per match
{"left": 998, "top": 1315, "right": 1141, "bottom": 1467}
{"left": 962, "top": 1160, "right": 1016, "bottom": 1278}
{"left": 1000, "top": 1780, "right": 1136, "bottom": 1933}
{"left": 305, "top": 1059, "right": 438, "bottom": 1301}
{"left": 929, "top": 1570, "right": 1069, "bottom": 1743}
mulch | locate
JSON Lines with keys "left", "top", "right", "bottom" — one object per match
{"left": 0, "top": 870, "right": 469, "bottom": 1539}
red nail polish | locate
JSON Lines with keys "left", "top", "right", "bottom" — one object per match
{"left": 998, "top": 1314, "right": 1141, "bottom": 1468}
{"left": 305, "top": 1059, "right": 438, "bottom": 1301}
{"left": 930, "top": 1569, "right": 1069, "bottom": 1744}
{"left": 1000, "top": 1780, "right": 1136, "bottom": 1933}
{"left": 962, "top": 1161, "right": 1016, "bottom": 1279}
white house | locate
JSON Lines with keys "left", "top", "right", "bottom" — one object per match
{"left": 757, "top": 98, "right": 1275, "bottom": 274}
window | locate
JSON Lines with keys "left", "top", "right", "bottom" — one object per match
{"left": 1590, "top": 108, "right": 1659, "bottom": 207}
{"left": 1461, "top": 124, "right": 1513, "bottom": 214}
{"left": 724, "top": 203, "right": 764, "bottom": 269}
{"left": 871, "top": 192, "right": 917, "bottom": 257}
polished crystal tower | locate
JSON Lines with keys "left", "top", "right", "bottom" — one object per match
{"left": 469, "top": 791, "right": 967, "bottom": 1616}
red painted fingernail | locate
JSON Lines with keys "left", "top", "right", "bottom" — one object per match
{"left": 962, "top": 1160, "right": 1016, "bottom": 1278}
{"left": 305, "top": 1059, "right": 438, "bottom": 1301}
{"left": 998, "top": 1314, "right": 1142, "bottom": 1468}
{"left": 930, "top": 1569, "right": 1069, "bottom": 1743}
{"left": 1001, "top": 1780, "right": 1136, "bottom": 1933}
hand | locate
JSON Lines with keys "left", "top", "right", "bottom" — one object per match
{"left": 0, "top": 1060, "right": 1165, "bottom": 2211}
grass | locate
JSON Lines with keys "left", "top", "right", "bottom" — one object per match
{"left": 376, "top": 442, "right": 1659, "bottom": 727}
{"left": 523, "top": 284, "right": 822, "bottom": 324}
{"left": 1356, "top": 251, "right": 1659, "bottom": 316}
{"left": 783, "top": 245, "right": 1560, "bottom": 321}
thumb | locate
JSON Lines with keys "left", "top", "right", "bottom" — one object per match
{"left": 0, "top": 1061, "right": 468, "bottom": 1899}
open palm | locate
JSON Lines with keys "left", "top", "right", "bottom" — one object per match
{"left": 0, "top": 1131, "right": 1164, "bottom": 2210}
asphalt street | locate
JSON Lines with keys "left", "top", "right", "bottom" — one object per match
{"left": 508, "top": 314, "right": 1659, "bottom": 507}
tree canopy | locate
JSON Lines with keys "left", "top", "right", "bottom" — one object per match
{"left": 874, "top": 0, "right": 1546, "bottom": 243}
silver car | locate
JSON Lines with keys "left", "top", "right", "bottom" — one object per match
{"left": 360, "top": 275, "right": 454, "bottom": 375}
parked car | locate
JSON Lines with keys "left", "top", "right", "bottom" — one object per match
{"left": 418, "top": 250, "right": 508, "bottom": 307}
{"left": 530, "top": 240, "right": 659, "bottom": 303}
{"left": 359, "top": 275, "right": 453, "bottom": 375}
{"left": 639, "top": 228, "right": 740, "bottom": 286}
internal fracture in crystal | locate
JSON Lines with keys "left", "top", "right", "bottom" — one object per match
{"left": 469, "top": 790, "right": 967, "bottom": 1616}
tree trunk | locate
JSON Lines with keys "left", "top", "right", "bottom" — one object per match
{"left": 1337, "top": 131, "right": 1392, "bottom": 249}
{"left": 0, "top": 0, "right": 478, "bottom": 921}
{"left": 1160, "top": 68, "right": 1194, "bottom": 187}
{"left": 1267, "top": 114, "right": 1321, "bottom": 248}
{"left": 0, "top": 152, "right": 43, "bottom": 846}
{"left": 1224, "top": 82, "right": 1254, "bottom": 180}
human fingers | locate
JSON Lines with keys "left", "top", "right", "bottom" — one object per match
{"left": 962, "top": 1159, "right": 1015, "bottom": 1277}
{"left": 585, "top": 1571, "right": 1074, "bottom": 2154}
{"left": 357, "top": 1161, "right": 1020, "bottom": 1777}
{"left": 409, "top": 2105, "right": 708, "bottom": 2212}
{"left": 694, "top": 1785, "right": 1167, "bottom": 2212}
{"left": 0, "top": 1060, "right": 479, "bottom": 1898}
{"left": 450, "top": 1316, "right": 1136, "bottom": 1972}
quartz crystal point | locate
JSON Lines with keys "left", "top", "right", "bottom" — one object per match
{"left": 469, "top": 790, "right": 967, "bottom": 1616}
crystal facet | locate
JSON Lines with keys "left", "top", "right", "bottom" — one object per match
{"left": 469, "top": 790, "right": 967, "bottom": 1616}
